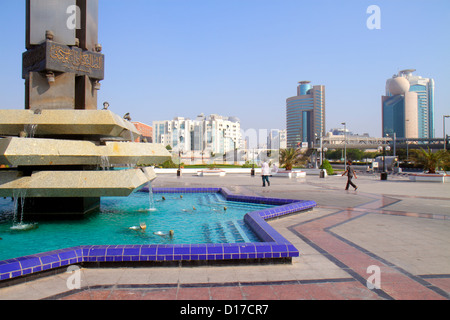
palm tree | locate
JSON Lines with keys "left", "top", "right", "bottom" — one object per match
{"left": 442, "top": 151, "right": 450, "bottom": 172}
{"left": 409, "top": 147, "right": 446, "bottom": 174}
{"left": 279, "top": 148, "right": 304, "bottom": 171}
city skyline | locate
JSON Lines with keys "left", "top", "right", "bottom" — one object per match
{"left": 0, "top": 1, "right": 449, "bottom": 138}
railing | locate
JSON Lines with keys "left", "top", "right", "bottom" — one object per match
{"left": 323, "top": 137, "right": 448, "bottom": 150}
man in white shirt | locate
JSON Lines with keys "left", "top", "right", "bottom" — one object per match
{"left": 261, "top": 161, "right": 271, "bottom": 187}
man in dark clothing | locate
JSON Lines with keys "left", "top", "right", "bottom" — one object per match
{"left": 342, "top": 160, "right": 358, "bottom": 190}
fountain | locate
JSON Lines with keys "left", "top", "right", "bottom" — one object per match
{"left": 0, "top": 0, "right": 170, "bottom": 218}
{"left": 0, "top": 1, "right": 317, "bottom": 284}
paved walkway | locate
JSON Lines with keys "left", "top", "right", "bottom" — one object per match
{"left": 1, "top": 172, "right": 449, "bottom": 300}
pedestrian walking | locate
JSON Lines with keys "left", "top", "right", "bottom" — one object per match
{"left": 261, "top": 161, "right": 270, "bottom": 187}
{"left": 342, "top": 160, "right": 358, "bottom": 191}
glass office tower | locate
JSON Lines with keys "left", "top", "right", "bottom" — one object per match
{"left": 385, "top": 69, "right": 435, "bottom": 139}
{"left": 286, "top": 81, "right": 325, "bottom": 149}
{"left": 399, "top": 70, "right": 435, "bottom": 138}
{"left": 382, "top": 75, "right": 419, "bottom": 139}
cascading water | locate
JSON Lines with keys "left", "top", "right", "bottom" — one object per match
{"left": 10, "top": 189, "right": 37, "bottom": 231}
{"left": 24, "top": 109, "right": 41, "bottom": 138}
{"left": 24, "top": 123, "right": 38, "bottom": 138}
{"left": 136, "top": 175, "right": 156, "bottom": 213}
{"left": 138, "top": 168, "right": 157, "bottom": 212}
{"left": 100, "top": 155, "right": 110, "bottom": 171}
{"left": 12, "top": 189, "right": 26, "bottom": 225}
{"left": 147, "top": 181, "right": 156, "bottom": 212}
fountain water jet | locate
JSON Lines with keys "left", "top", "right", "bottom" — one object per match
{"left": 147, "top": 181, "right": 156, "bottom": 212}
{"left": 10, "top": 189, "right": 38, "bottom": 231}
{"left": 99, "top": 155, "right": 111, "bottom": 171}
{"left": 12, "top": 189, "right": 26, "bottom": 225}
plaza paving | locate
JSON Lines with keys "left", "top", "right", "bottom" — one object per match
{"left": 0, "top": 171, "right": 449, "bottom": 300}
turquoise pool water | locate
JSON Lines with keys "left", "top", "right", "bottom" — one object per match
{"left": 0, "top": 192, "right": 274, "bottom": 261}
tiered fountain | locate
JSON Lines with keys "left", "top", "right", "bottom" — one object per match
{"left": 0, "top": 2, "right": 309, "bottom": 285}
{"left": 0, "top": 0, "right": 170, "bottom": 218}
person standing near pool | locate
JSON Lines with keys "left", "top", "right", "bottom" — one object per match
{"left": 261, "top": 161, "right": 270, "bottom": 187}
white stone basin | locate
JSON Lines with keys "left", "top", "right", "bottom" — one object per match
{"left": 409, "top": 173, "right": 449, "bottom": 183}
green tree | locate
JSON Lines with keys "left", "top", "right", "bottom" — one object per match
{"left": 346, "top": 149, "right": 364, "bottom": 161}
{"left": 325, "top": 150, "right": 342, "bottom": 160}
{"left": 279, "top": 148, "right": 304, "bottom": 170}
{"left": 409, "top": 148, "right": 447, "bottom": 174}
{"left": 442, "top": 151, "right": 450, "bottom": 171}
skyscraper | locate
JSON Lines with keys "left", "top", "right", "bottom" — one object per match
{"left": 382, "top": 70, "right": 435, "bottom": 139}
{"left": 286, "top": 81, "right": 325, "bottom": 149}
{"left": 398, "top": 69, "right": 435, "bottom": 138}
{"left": 382, "top": 76, "right": 418, "bottom": 139}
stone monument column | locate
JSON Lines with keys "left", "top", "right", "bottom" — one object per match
{"left": 0, "top": 1, "right": 171, "bottom": 218}
{"left": 23, "top": 0, "right": 104, "bottom": 111}
{"left": 22, "top": 0, "right": 104, "bottom": 215}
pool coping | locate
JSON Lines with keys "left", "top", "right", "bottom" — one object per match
{"left": 0, "top": 187, "right": 316, "bottom": 283}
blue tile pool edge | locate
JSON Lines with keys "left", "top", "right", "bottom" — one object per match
{"left": 0, "top": 188, "right": 316, "bottom": 282}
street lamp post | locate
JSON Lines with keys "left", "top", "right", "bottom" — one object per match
{"left": 405, "top": 120, "right": 410, "bottom": 160}
{"left": 386, "top": 132, "right": 397, "bottom": 170}
{"left": 378, "top": 144, "right": 391, "bottom": 180}
{"left": 318, "top": 135, "right": 328, "bottom": 178}
{"left": 392, "top": 132, "right": 396, "bottom": 159}
{"left": 319, "top": 135, "right": 323, "bottom": 167}
{"left": 319, "top": 144, "right": 328, "bottom": 179}
{"left": 177, "top": 149, "right": 182, "bottom": 177}
{"left": 406, "top": 139, "right": 409, "bottom": 160}
{"left": 251, "top": 148, "right": 255, "bottom": 177}
{"left": 444, "top": 115, "right": 450, "bottom": 151}
{"left": 341, "top": 122, "right": 347, "bottom": 171}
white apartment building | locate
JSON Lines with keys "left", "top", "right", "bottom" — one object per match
{"left": 267, "top": 129, "right": 287, "bottom": 150}
{"left": 153, "top": 114, "right": 242, "bottom": 159}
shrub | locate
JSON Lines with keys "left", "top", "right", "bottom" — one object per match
{"left": 242, "top": 161, "right": 255, "bottom": 168}
{"left": 320, "top": 159, "right": 334, "bottom": 175}
{"left": 160, "top": 159, "right": 177, "bottom": 168}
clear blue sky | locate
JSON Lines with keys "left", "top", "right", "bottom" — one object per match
{"left": 0, "top": 0, "right": 449, "bottom": 138}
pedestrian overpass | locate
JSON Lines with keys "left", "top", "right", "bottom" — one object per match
{"left": 322, "top": 137, "right": 448, "bottom": 151}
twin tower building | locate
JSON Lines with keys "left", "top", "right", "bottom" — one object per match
{"left": 286, "top": 69, "right": 434, "bottom": 149}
